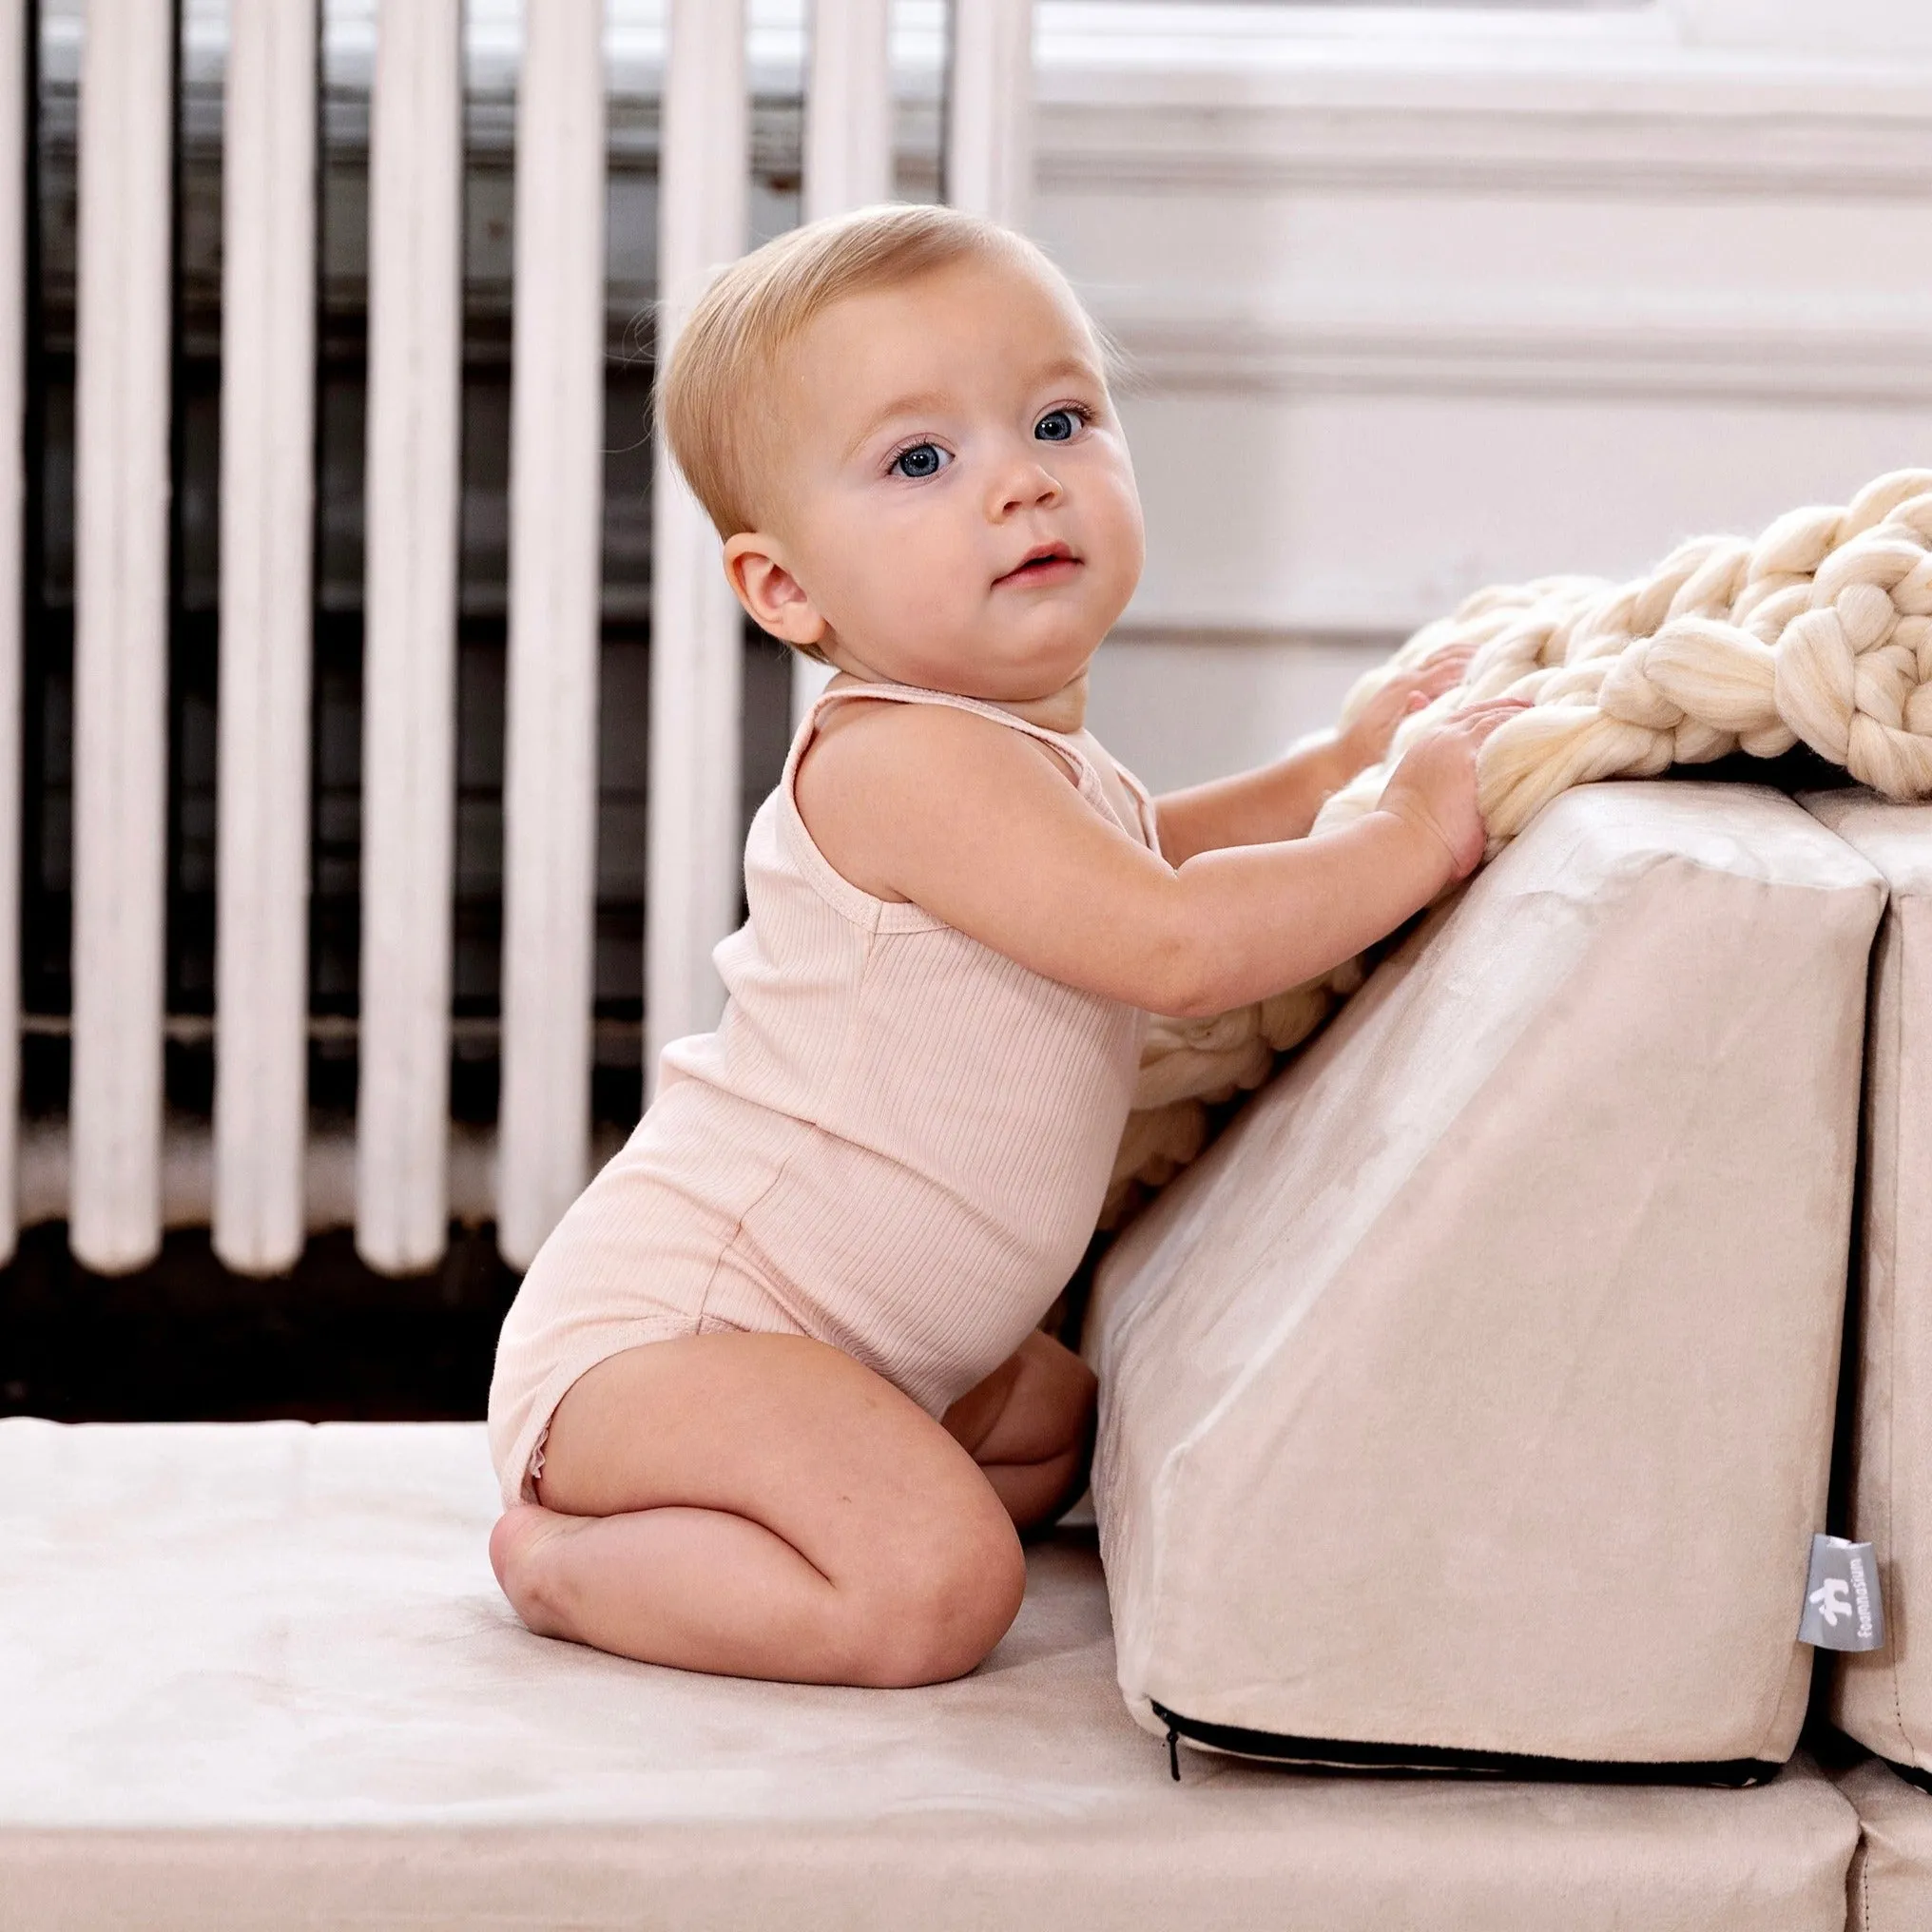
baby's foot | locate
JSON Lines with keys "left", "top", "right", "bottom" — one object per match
{"left": 490, "top": 1503, "right": 588, "bottom": 1640}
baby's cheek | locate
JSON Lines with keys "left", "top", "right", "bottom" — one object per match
{"left": 860, "top": 541, "right": 981, "bottom": 672}
{"left": 884, "top": 527, "right": 978, "bottom": 622}
{"left": 1092, "top": 501, "right": 1146, "bottom": 614}
{"left": 1090, "top": 467, "right": 1145, "bottom": 571}
{"left": 841, "top": 530, "right": 943, "bottom": 627}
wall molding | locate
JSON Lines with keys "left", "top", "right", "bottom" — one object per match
{"left": 1102, "top": 309, "right": 1932, "bottom": 406}
{"left": 1038, "top": 96, "right": 1932, "bottom": 204}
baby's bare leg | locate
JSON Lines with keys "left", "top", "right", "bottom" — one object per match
{"left": 489, "top": 1333, "right": 1025, "bottom": 1687}
{"left": 942, "top": 1328, "right": 1097, "bottom": 1532}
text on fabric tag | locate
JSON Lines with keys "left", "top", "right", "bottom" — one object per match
{"left": 1799, "top": 1535, "right": 1884, "bottom": 1652}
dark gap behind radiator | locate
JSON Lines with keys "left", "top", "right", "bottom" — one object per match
{"left": 2, "top": 8, "right": 943, "bottom": 1420}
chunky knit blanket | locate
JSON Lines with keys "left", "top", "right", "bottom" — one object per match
{"left": 1103, "top": 467, "right": 1932, "bottom": 1225}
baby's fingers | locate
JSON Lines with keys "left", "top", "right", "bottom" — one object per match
{"left": 1416, "top": 644, "right": 1477, "bottom": 692}
{"left": 1449, "top": 696, "right": 1532, "bottom": 726}
{"left": 1430, "top": 698, "right": 1529, "bottom": 748}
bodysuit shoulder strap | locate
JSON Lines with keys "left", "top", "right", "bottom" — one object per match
{"left": 786, "top": 679, "right": 1110, "bottom": 803}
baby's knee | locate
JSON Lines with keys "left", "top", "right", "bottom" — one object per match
{"left": 848, "top": 1512, "right": 1026, "bottom": 1688}
{"left": 489, "top": 1505, "right": 577, "bottom": 1640}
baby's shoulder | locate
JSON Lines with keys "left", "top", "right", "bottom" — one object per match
{"left": 792, "top": 693, "right": 1087, "bottom": 904}
{"left": 799, "top": 691, "right": 1073, "bottom": 798}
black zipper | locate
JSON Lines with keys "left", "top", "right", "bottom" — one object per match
{"left": 1149, "top": 1702, "right": 1778, "bottom": 1788}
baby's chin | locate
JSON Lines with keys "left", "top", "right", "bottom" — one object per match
{"left": 950, "top": 627, "right": 1105, "bottom": 704}
{"left": 834, "top": 589, "right": 1114, "bottom": 696}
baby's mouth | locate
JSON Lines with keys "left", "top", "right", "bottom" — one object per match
{"left": 995, "top": 543, "right": 1081, "bottom": 588}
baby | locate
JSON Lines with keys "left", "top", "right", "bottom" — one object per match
{"left": 487, "top": 203, "right": 1519, "bottom": 1689}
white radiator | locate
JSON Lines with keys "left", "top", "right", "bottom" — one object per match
{"left": 18, "top": 0, "right": 1923, "bottom": 1285}
{"left": 6, "top": 0, "right": 1033, "bottom": 1281}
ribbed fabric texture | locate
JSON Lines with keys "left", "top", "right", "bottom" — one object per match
{"left": 487, "top": 681, "right": 1157, "bottom": 1507}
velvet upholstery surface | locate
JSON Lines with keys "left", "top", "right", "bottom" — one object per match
{"left": 1087, "top": 782, "right": 1884, "bottom": 1767}
{"left": 1802, "top": 792, "right": 1932, "bottom": 1774}
{"left": 1839, "top": 1756, "right": 1932, "bottom": 1932}
{"left": 0, "top": 1419, "right": 1862, "bottom": 1931}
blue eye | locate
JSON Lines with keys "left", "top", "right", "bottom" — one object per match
{"left": 890, "top": 442, "right": 948, "bottom": 479}
{"left": 1034, "top": 408, "right": 1081, "bottom": 443}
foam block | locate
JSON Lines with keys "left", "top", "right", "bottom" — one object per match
{"left": 1840, "top": 1757, "right": 1932, "bottom": 1932}
{"left": 1087, "top": 782, "right": 1884, "bottom": 1772}
{"left": 1801, "top": 791, "right": 1932, "bottom": 1773}
{"left": 0, "top": 1420, "right": 1861, "bottom": 1931}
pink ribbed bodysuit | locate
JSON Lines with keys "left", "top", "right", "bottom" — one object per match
{"left": 487, "top": 680, "right": 1158, "bottom": 1508}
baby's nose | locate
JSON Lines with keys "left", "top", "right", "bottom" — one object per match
{"left": 993, "top": 456, "right": 1062, "bottom": 516}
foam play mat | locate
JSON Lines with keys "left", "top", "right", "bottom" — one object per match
{"left": 1802, "top": 793, "right": 1932, "bottom": 1777}
{"left": 1840, "top": 1757, "right": 1932, "bottom": 1932}
{"left": 1088, "top": 782, "right": 1882, "bottom": 1771}
{"left": 0, "top": 1418, "right": 1864, "bottom": 1930}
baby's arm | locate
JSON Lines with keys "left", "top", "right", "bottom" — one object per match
{"left": 1155, "top": 644, "right": 1475, "bottom": 864}
{"left": 795, "top": 692, "right": 1521, "bottom": 1019}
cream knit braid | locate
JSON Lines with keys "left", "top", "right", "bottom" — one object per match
{"left": 1102, "top": 467, "right": 1932, "bottom": 1226}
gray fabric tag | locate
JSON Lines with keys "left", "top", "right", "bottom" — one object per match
{"left": 1799, "top": 1535, "right": 1884, "bottom": 1652}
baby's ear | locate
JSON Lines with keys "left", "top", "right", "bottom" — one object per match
{"left": 724, "top": 532, "right": 828, "bottom": 648}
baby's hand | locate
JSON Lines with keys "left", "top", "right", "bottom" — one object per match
{"left": 1337, "top": 644, "right": 1478, "bottom": 774}
{"left": 1377, "top": 698, "right": 1531, "bottom": 879}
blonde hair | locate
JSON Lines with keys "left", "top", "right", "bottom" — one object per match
{"left": 659, "top": 203, "right": 1090, "bottom": 551}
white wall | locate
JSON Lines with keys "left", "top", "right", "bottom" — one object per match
{"left": 1030, "top": 3, "right": 1932, "bottom": 787}
{"left": 1085, "top": 631, "right": 1388, "bottom": 795}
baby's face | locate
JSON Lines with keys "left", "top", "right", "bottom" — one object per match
{"left": 731, "top": 252, "right": 1144, "bottom": 702}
